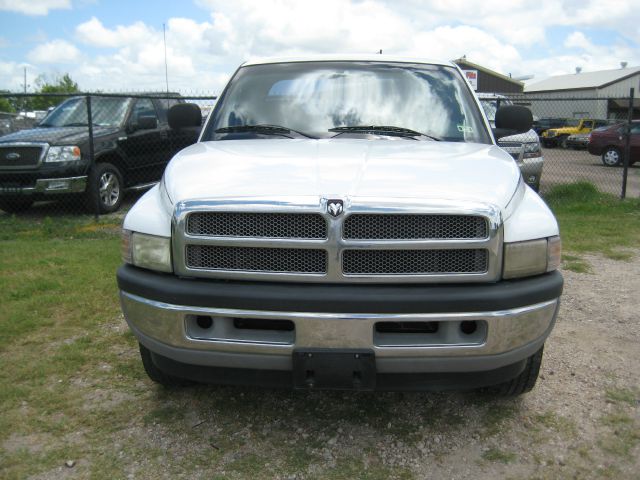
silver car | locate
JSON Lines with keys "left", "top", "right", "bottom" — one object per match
{"left": 478, "top": 93, "right": 543, "bottom": 192}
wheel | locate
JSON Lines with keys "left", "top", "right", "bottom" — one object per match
{"left": 542, "top": 139, "right": 554, "bottom": 148}
{"left": 601, "top": 147, "right": 622, "bottom": 167}
{"left": 0, "top": 196, "right": 34, "bottom": 213}
{"left": 139, "top": 343, "right": 191, "bottom": 387}
{"left": 483, "top": 346, "right": 544, "bottom": 396}
{"left": 86, "top": 163, "right": 124, "bottom": 213}
{"left": 558, "top": 135, "right": 569, "bottom": 149}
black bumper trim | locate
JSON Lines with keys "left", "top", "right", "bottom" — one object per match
{"left": 117, "top": 265, "right": 563, "bottom": 314}
{"left": 150, "top": 349, "right": 527, "bottom": 391}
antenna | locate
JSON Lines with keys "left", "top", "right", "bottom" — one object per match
{"left": 163, "top": 23, "right": 170, "bottom": 94}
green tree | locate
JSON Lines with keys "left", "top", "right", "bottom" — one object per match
{"left": 0, "top": 96, "right": 14, "bottom": 113}
{"left": 31, "top": 73, "right": 80, "bottom": 110}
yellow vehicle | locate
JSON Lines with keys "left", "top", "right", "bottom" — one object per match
{"left": 541, "top": 118, "right": 611, "bottom": 148}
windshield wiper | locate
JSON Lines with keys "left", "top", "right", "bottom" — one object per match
{"left": 329, "top": 125, "right": 441, "bottom": 141}
{"left": 215, "top": 124, "right": 316, "bottom": 139}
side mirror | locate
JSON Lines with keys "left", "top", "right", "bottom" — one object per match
{"left": 136, "top": 115, "right": 158, "bottom": 130}
{"left": 168, "top": 103, "right": 202, "bottom": 129}
{"left": 493, "top": 105, "right": 533, "bottom": 139}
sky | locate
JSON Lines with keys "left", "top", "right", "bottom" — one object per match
{"left": 0, "top": 0, "right": 639, "bottom": 94}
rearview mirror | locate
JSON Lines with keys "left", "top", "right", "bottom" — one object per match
{"left": 168, "top": 103, "right": 202, "bottom": 129}
{"left": 493, "top": 105, "right": 533, "bottom": 139}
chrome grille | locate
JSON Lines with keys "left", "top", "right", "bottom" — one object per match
{"left": 187, "top": 212, "right": 327, "bottom": 239}
{"left": 186, "top": 245, "right": 327, "bottom": 274}
{"left": 174, "top": 199, "right": 502, "bottom": 284}
{"left": 0, "top": 145, "right": 44, "bottom": 168}
{"left": 343, "top": 249, "right": 488, "bottom": 275}
{"left": 343, "top": 214, "right": 487, "bottom": 240}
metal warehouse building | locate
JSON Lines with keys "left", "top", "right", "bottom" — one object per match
{"left": 524, "top": 66, "right": 640, "bottom": 120}
{"left": 453, "top": 58, "right": 524, "bottom": 94}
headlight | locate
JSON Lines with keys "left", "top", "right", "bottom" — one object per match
{"left": 45, "top": 145, "right": 81, "bottom": 163}
{"left": 545, "top": 130, "right": 557, "bottom": 138}
{"left": 503, "top": 236, "right": 561, "bottom": 279}
{"left": 522, "top": 141, "right": 541, "bottom": 159}
{"left": 122, "top": 229, "right": 172, "bottom": 273}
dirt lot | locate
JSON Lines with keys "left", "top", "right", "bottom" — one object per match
{"left": 541, "top": 147, "right": 640, "bottom": 197}
{"left": 3, "top": 251, "right": 635, "bottom": 480}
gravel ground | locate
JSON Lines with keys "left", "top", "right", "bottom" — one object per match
{"left": 4, "top": 252, "right": 639, "bottom": 479}
{"left": 30, "top": 252, "right": 639, "bottom": 480}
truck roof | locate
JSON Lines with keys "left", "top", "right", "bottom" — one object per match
{"left": 242, "top": 54, "right": 454, "bottom": 68}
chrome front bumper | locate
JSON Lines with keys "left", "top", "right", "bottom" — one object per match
{"left": 120, "top": 291, "right": 559, "bottom": 374}
{"left": 0, "top": 176, "right": 87, "bottom": 195}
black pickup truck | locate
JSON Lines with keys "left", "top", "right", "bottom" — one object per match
{"left": 0, "top": 95, "right": 200, "bottom": 213}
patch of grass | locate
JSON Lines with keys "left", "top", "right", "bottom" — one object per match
{"left": 561, "top": 254, "right": 591, "bottom": 273}
{"left": 598, "top": 411, "right": 640, "bottom": 458}
{"left": 481, "top": 447, "right": 517, "bottom": 464}
{"left": 480, "top": 402, "right": 519, "bottom": 436}
{"left": 543, "top": 182, "right": 640, "bottom": 258}
{"left": 605, "top": 388, "right": 638, "bottom": 406}
{"left": 533, "top": 411, "right": 577, "bottom": 437}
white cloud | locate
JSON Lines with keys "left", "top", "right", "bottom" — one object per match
{"left": 28, "top": 39, "right": 81, "bottom": 64}
{"left": 0, "top": 0, "right": 70, "bottom": 16}
{"left": 76, "top": 17, "right": 155, "bottom": 48}
{"left": 564, "top": 31, "right": 592, "bottom": 50}
{"left": 6, "top": 1, "right": 640, "bottom": 93}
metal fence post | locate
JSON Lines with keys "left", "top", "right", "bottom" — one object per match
{"left": 621, "top": 87, "right": 634, "bottom": 199}
{"left": 85, "top": 94, "right": 98, "bottom": 220}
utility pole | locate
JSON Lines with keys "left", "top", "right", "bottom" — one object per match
{"left": 23, "top": 67, "right": 27, "bottom": 93}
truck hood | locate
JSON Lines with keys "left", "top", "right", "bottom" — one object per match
{"left": 0, "top": 125, "right": 118, "bottom": 145}
{"left": 163, "top": 139, "right": 522, "bottom": 210}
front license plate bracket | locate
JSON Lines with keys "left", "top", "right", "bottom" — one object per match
{"left": 293, "top": 349, "right": 376, "bottom": 391}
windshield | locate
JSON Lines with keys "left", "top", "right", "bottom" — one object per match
{"left": 204, "top": 61, "right": 491, "bottom": 143}
{"left": 564, "top": 119, "right": 580, "bottom": 127}
{"left": 40, "top": 97, "right": 131, "bottom": 128}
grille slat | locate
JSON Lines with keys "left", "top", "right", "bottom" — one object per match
{"left": 187, "top": 212, "right": 327, "bottom": 239}
{"left": 343, "top": 214, "right": 487, "bottom": 240}
{"left": 186, "top": 245, "right": 327, "bottom": 274}
{"left": 342, "top": 249, "right": 488, "bottom": 275}
{"left": 0, "top": 146, "right": 43, "bottom": 168}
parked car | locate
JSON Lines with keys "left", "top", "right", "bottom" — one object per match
{"left": 0, "top": 94, "right": 200, "bottom": 213}
{"left": 541, "top": 118, "right": 611, "bottom": 148}
{"left": 477, "top": 93, "right": 543, "bottom": 191}
{"left": 532, "top": 117, "right": 570, "bottom": 136}
{"left": 118, "top": 56, "right": 562, "bottom": 395}
{"left": 587, "top": 121, "right": 640, "bottom": 166}
{"left": 565, "top": 133, "right": 590, "bottom": 149}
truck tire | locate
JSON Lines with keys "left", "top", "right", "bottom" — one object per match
{"left": 139, "top": 343, "right": 191, "bottom": 388}
{"left": 86, "top": 162, "right": 124, "bottom": 213}
{"left": 0, "top": 196, "right": 34, "bottom": 214}
{"left": 484, "top": 346, "right": 544, "bottom": 396}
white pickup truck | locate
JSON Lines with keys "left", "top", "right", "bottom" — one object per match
{"left": 117, "top": 55, "right": 563, "bottom": 395}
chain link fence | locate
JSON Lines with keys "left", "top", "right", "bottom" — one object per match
{"left": 0, "top": 92, "right": 217, "bottom": 218}
{"left": 507, "top": 91, "right": 639, "bottom": 198}
{"left": 0, "top": 91, "right": 637, "bottom": 221}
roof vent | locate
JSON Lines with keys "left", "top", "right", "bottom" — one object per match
{"left": 575, "top": 67, "right": 582, "bottom": 74}
{"left": 621, "top": 61, "right": 628, "bottom": 69}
